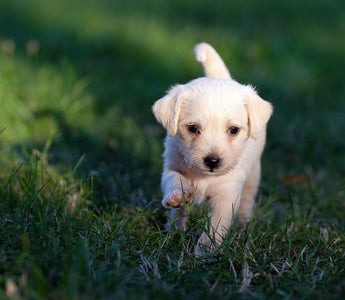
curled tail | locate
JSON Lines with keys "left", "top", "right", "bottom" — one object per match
{"left": 194, "top": 42, "right": 231, "bottom": 78}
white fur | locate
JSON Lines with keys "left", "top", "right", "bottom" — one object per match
{"left": 152, "top": 43, "right": 273, "bottom": 256}
{"left": 194, "top": 42, "right": 231, "bottom": 78}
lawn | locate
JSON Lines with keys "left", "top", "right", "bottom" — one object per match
{"left": 0, "top": 0, "right": 344, "bottom": 299}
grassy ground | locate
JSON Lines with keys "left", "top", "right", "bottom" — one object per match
{"left": 0, "top": 0, "right": 344, "bottom": 299}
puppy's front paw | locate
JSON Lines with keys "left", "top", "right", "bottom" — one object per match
{"left": 162, "top": 187, "right": 194, "bottom": 208}
{"left": 195, "top": 232, "right": 216, "bottom": 257}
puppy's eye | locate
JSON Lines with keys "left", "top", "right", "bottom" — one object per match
{"left": 228, "top": 126, "right": 240, "bottom": 136}
{"left": 187, "top": 124, "right": 200, "bottom": 134}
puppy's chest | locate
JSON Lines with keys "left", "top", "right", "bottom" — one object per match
{"left": 190, "top": 176, "right": 223, "bottom": 204}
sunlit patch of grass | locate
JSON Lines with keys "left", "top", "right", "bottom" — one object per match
{"left": 0, "top": 50, "right": 93, "bottom": 144}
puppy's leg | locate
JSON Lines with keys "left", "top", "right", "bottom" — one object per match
{"left": 161, "top": 169, "right": 194, "bottom": 231}
{"left": 195, "top": 185, "right": 242, "bottom": 256}
{"left": 161, "top": 169, "right": 194, "bottom": 209}
{"left": 237, "top": 162, "right": 261, "bottom": 225}
{"left": 165, "top": 207, "right": 187, "bottom": 231}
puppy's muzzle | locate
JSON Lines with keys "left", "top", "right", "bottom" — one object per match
{"left": 203, "top": 155, "right": 221, "bottom": 172}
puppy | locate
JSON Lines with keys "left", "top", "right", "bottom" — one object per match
{"left": 152, "top": 43, "right": 273, "bottom": 256}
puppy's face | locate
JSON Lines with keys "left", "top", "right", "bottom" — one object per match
{"left": 153, "top": 77, "right": 272, "bottom": 176}
{"left": 176, "top": 84, "right": 250, "bottom": 175}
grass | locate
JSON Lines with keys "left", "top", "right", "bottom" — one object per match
{"left": 0, "top": 0, "right": 344, "bottom": 299}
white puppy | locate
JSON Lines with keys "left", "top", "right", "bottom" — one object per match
{"left": 152, "top": 43, "right": 273, "bottom": 256}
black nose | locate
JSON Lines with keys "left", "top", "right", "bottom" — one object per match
{"left": 204, "top": 155, "right": 221, "bottom": 171}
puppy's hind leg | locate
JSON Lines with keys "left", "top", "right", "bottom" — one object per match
{"left": 165, "top": 208, "right": 187, "bottom": 232}
{"left": 237, "top": 161, "right": 261, "bottom": 225}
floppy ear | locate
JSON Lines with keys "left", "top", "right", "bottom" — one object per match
{"left": 245, "top": 88, "right": 273, "bottom": 140}
{"left": 152, "top": 85, "right": 185, "bottom": 136}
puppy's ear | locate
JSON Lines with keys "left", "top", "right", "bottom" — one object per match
{"left": 152, "top": 85, "right": 185, "bottom": 136}
{"left": 245, "top": 88, "right": 273, "bottom": 140}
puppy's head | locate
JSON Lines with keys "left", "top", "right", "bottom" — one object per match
{"left": 153, "top": 77, "right": 272, "bottom": 175}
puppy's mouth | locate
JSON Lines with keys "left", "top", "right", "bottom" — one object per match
{"left": 183, "top": 153, "right": 236, "bottom": 176}
{"left": 189, "top": 163, "right": 232, "bottom": 176}
{"left": 205, "top": 167, "right": 227, "bottom": 175}
{"left": 202, "top": 154, "right": 238, "bottom": 176}
{"left": 201, "top": 159, "right": 231, "bottom": 175}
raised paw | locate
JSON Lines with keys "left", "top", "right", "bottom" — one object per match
{"left": 162, "top": 187, "right": 194, "bottom": 208}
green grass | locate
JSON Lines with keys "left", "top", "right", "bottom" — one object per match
{"left": 0, "top": 0, "right": 344, "bottom": 299}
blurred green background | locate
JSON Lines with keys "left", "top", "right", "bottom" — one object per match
{"left": 0, "top": 0, "right": 344, "bottom": 298}
{"left": 1, "top": 0, "right": 344, "bottom": 178}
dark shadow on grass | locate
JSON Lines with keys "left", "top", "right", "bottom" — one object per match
{"left": 30, "top": 111, "right": 161, "bottom": 209}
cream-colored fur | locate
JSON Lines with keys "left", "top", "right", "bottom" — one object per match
{"left": 152, "top": 43, "right": 273, "bottom": 256}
